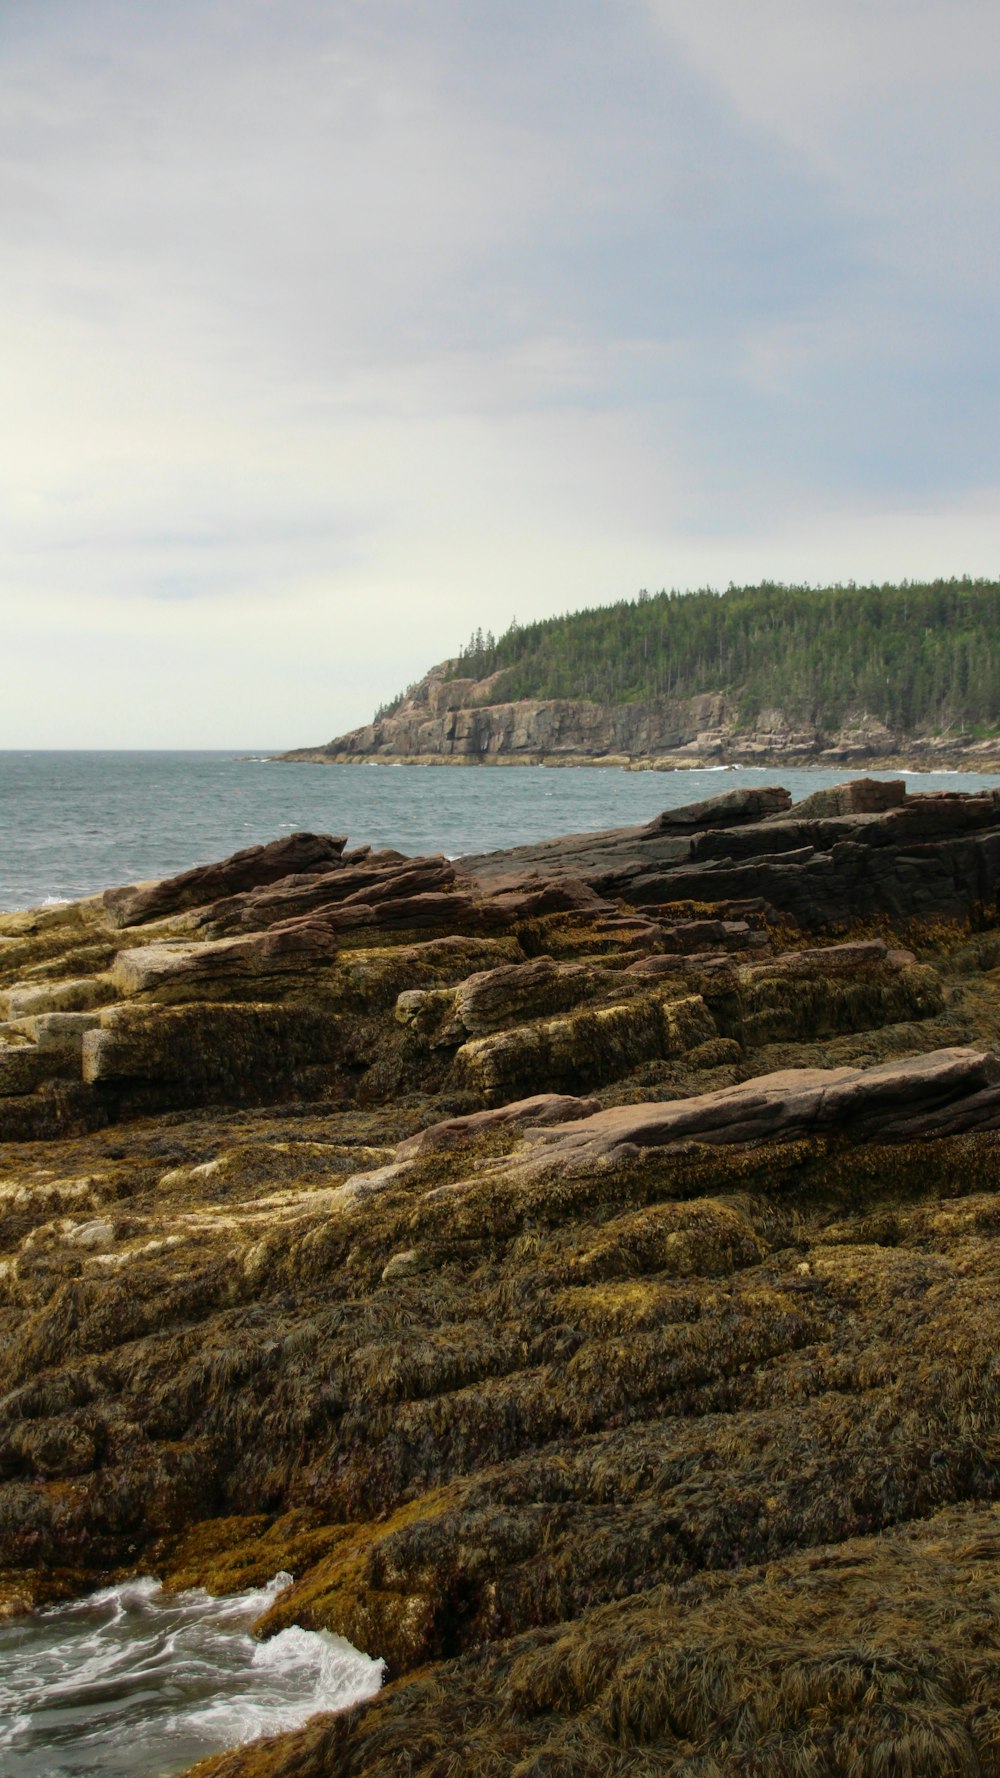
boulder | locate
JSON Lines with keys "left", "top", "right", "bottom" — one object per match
{"left": 453, "top": 958, "right": 604, "bottom": 1037}
{"left": 321, "top": 890, "right": 511, "bottom": 937}
{"left": 777, "top": 776, "right": 907, "bottom": 819}
{"left": 459, "top": 787, "right": 792, "bottom": 888}
{"left": 110, "top": 918, "right": 342, "bottom": 1000}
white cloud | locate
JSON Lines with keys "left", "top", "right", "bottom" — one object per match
{"left": 0, "top": 0, "right": 998, "bottom": 744}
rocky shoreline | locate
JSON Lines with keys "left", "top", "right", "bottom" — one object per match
{"left": 282, "top": 747, "right": 1000, "bottom": 772}
{"left": 280, "top": 664, "right": 1000, "bottom": 773}
{"left": 5, "top": 780, "right": 1000, "bottom": 1773}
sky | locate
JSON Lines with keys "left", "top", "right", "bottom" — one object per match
{"left": 3, "top": 0, "right": 1000, "bottom": 746}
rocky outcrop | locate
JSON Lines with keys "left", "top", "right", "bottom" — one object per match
{"left": 459, "top": 784, "right": 793, "bottom": 887}
{"left": 281, "top": 664, "right": 1000, "bottom": 768}
{"left": 191, "top": 854, "right": 450, "bottom": 935}
{"left": 6, "top": 784, "right": 1000, "bottom": 1777}
{"left": 0, "top": 780, "right": 992, "bottom": 1140}
{"left": 462, "top": 778, "right": 1000, "bottom": 930}
{"left": 393, "top": 937, "right": 940, "bottom": 1102}
{"left": 451, "top": 986, "right": 719, "bottom": 1100}
{"left": 81, "top": 1001, "right": 343, "bottom": 1108}
{"left": 103, "top": 831, "right": 349, "bottom": 927}
{"left": 509, "top": 1047, "right": 1000, "bottom": 1166}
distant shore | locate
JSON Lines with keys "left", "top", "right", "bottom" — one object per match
{"left": 277, "top": 747, "right": 1000, "bottom": 773}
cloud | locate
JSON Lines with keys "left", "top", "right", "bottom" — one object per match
{"left": 1, "top": 0, "right": 998, "bottom": 744}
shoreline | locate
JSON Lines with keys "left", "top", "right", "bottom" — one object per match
{"left": 276, "top": 747, "right": 1000, "bottom": 773}
{"left": 7, "top": 783, "right": 1000, "bottom": 1776}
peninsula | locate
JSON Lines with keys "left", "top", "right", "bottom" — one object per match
{"left": 6, "top": 780, "right": 1000, "bottom": 1773}
{"left": 283, "top": 578, "right": 1000, "bottom": 770}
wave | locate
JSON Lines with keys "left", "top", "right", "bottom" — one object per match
{"left": 0, "top": 1573, "right": 384, "bottom": 1776}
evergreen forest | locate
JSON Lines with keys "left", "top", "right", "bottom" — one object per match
{"left": 424, "top": 580, "right": 1000, "bottom": 734}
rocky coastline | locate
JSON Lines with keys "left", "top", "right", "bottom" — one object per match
{"left": 5, "top": 780, "right": 1000, "bottom": 1772}
{"left": 280, "top": 665, "right": 1000, "bottom": 772}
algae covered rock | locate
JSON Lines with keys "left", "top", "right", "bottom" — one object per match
{"left": 452, "top": 987, "right": 717, "bottom": 1100}
{"left": 5, "top": 785, "right": 1000, "bottom": 1778}
{"left": 81, "top": 1001, "right": 342, "bottom": 1105}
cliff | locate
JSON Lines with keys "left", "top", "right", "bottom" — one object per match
{"left": 6, "top": 783, "right": 1000, "bottom": 1775}
{"left": 282, "top": 578, "right": 1000, "bottom": 768}
{"left": 282, "top": 662, "right": 1000, "bottom": 770}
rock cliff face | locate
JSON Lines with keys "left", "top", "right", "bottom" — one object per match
{"left": 6, "top": 784, "right": 1000, "bottom": 1776}
{"left": 282, "top": 665, "right": 1000, "bottom": 768}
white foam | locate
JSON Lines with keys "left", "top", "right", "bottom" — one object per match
{"left": 183, "top": 1627, "right": 385, "bottom": 1745}
{"left": 0, "top": 1573, "right": 383, "bottom": 1775}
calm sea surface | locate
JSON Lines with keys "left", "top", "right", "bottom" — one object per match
{"left": 4, "top": 750, "right": 1000, "bottom": 911}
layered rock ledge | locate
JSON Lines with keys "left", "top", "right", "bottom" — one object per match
{"left": 5, "top": 781, "right": 1000, "bottom": 1775}
{"left": 281, "top": 664, "right": 1000, "bottom": 769}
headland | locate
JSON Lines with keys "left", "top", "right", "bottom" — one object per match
{"left": 280, "top": 580, "right": 1000, "bottom": 772}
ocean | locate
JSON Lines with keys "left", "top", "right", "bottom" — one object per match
{"left": 4, "top": 751, "right": 1000, "bottom": 912}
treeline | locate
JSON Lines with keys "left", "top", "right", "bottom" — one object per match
{"left": 438, "top": 581, "right": 1000, "bottom": 734}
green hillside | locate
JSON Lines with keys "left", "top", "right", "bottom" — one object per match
{"left": 432, "top": 580, "right": 1000, "bottom": 734}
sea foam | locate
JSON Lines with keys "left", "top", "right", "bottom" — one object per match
{"left": 0, "top": 1573, "right": 384, "bottom": 1777}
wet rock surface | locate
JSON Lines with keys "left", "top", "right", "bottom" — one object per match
{"left": 5, "top": 782, "right": 1000, "bottom": 1774}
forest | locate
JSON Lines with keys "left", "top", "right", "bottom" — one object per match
{"left": 422, "top": 580, "right": 1000, "bottom": 734}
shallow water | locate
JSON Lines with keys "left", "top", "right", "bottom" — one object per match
{"left": 3, "top": 751, "right": 1000, "bottom": 910}
{"left": 0, "top": 1575, "right": 384, "bottom": 1777}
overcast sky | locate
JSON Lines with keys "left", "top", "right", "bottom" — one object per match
{"left": 3, "top": 0, "right": 1000, "bottom": 746}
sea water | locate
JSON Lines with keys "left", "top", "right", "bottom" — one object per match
{"left": 0, "top": 1574, "right": 384, "bottom": 1777}
{"left": 3, "top": 750, "right": 1000, "bottom": 911}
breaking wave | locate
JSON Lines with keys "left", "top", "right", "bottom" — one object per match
{"left": 0, "top": 1574, "right": 384, "bottom": 1777}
